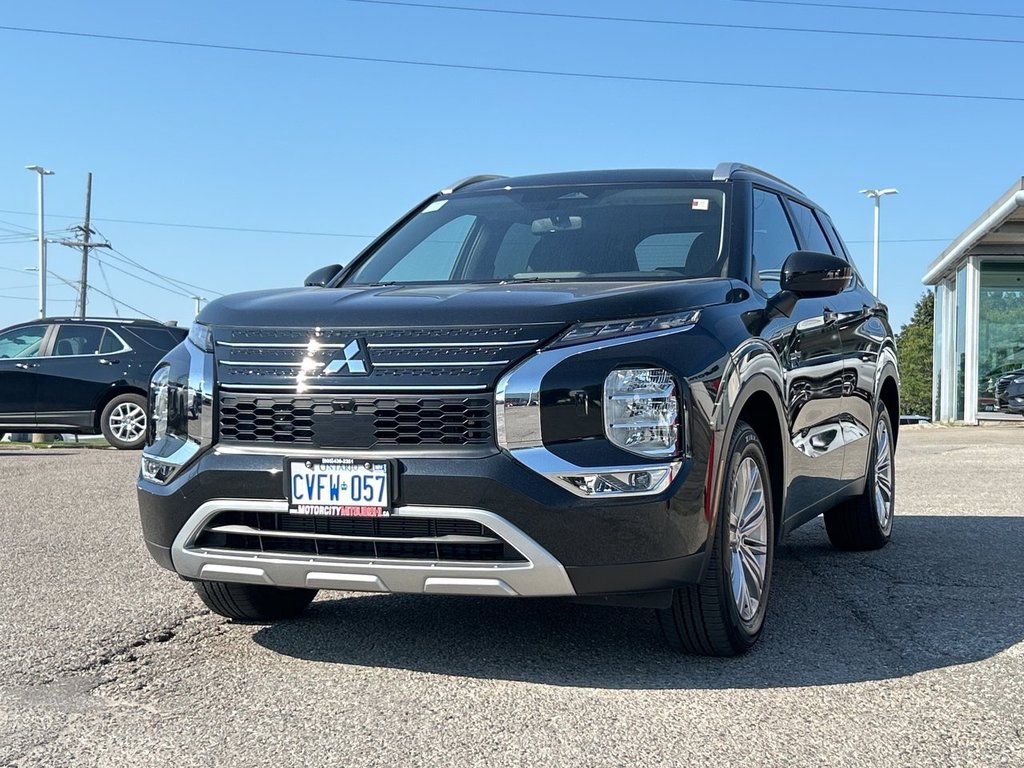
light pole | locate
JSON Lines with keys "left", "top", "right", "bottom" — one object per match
{"left": 25, "top": 165, "right": 55, "bottom": 318}
{"left": 859, "top": 187, "right": 899, "bottom": 296}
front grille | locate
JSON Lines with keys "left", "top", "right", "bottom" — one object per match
{"left": 213, "top": 323, "right": 565, "bottom": 391}
{"left": 219, "top": 394, "right": 493, "bottom": 448}
{"left": 193, "top": 510, "right": 527, "bottom": 563}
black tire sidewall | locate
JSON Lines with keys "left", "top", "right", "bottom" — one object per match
{"left": 101, "top": 393, "right": 148, "bottom": 450}
{"left": 715, "top": 424, "right": 775, "bottom": 643}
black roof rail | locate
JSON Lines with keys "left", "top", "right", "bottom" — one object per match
{"left": 712, "top": 162, "right": 805, "bottom": 196}
{"left": 43, "top": 316, "right": 169, "bottom": 326}
{"left": 439, "top": 174, "right": 507, "bottom": 195}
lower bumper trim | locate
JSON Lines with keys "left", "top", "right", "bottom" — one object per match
{"left": 172, "top": 500, "right": 577, "bottom": 597}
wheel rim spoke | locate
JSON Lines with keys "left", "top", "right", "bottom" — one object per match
{"left": 873, "top": 420, "right": 893, "bottom": 528}
{"left": 109, "top": 403, "right": 146, "bottom": 442}
{"left": 728, "top": 456, "right": 769, "bottom": 623}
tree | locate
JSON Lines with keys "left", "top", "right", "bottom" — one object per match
{"left": 896, "top": 291, "right": 934, "bottom": 417}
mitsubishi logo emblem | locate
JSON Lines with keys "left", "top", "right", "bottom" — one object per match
{"left": 322, "top": 340, "right": 371, "bottom": 375}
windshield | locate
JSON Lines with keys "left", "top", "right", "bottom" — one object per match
{"left": 346, "top": 184, "right": 727, "bottom": 285}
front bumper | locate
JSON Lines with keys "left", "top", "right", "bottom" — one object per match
{"left": 139, "top": 445, "right": 711, "bottom": 597}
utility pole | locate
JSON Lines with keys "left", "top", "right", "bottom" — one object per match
{"left": 59, "top": 172, "right": 110, "bottom": 317}
{"left": 191, "top": 295, "right": 206, "bottom": 316}
{"left": 78, "top": 173, "right": 93, "bottom": 319}
{"left": 25, "top": 165, "right": 54, "bottom": 318}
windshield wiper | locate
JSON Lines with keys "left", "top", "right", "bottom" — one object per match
{"left": 499, "top": 276, "right": 562, "bottom": 284}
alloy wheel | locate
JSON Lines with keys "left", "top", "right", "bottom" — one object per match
{"left": 109, "top": 401, "right": 147, "bottom": 443}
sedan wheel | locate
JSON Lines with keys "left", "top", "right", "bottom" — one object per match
{"left": 100, "top": 393, "right": 149, "bottom": 450}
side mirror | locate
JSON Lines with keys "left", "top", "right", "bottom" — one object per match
{"left": 780, "top": 251, "right": 852, "bottom": 298}
{"left": 304, "top": 264, "right": 343, "bottom": 287}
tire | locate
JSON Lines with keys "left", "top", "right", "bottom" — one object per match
{"left": 192, "top": 581, "right": 318, "bottom": 622}
{"left": 99, "top": 393, "right": 148, "bottom": 450}
{"left": 824, "top": 403, "right": 895, "bottom": 551}
{"left": 656, "top": 421, "right": 775, "bottom": 656}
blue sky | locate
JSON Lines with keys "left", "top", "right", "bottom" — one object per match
{"left": 0, "top": 0, "right": 1021, "bottom": 332}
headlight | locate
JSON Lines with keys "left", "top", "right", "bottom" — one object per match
{"left": 188, "top": 321, "right": 214, "bottom": 352}
{"left": 149, "top": 365, "right": 170, "bottom": 441}
{"left": 551, "top": 310, "right": 700, "bottom": 348}
{"left": 604, "top": 367, "right": 680, "bottom": 457}
{"left": 1013, "top": 376, "right": 1024, "bottom": 386}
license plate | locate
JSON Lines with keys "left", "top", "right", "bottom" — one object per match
{"left": 287, "top": 458, "right": 391, "bottom": 517}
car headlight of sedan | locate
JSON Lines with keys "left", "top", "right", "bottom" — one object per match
{"left": 604, "top": 367, "right": 680, "bottom": 457}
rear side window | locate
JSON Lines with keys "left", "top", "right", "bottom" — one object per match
{"left": 788, "top": 201, "right": 834, "bottom": 254}
{"left": 124, "top": 327, "right": 184, "bottom": 350}
{"left": 99, "top": 330, "right": 128, "bottom": 354}
{"left": 752, "top": 189, "right": 799, "bottom": 294}
{"left": 53, "top": 325, "right": 106, "bottom": 356}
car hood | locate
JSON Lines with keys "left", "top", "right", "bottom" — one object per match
{"left": 201, "top": 279, "right": 740, "bottom": 393}
{"left": 200, "top": 278, "right": 739, "bottom": 329}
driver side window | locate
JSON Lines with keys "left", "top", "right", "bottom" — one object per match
{"left": 752, "top": 188, "right": 799, "bottom": 295}
{"left": 0, "top": 324, "right": 47, "bottom": 359}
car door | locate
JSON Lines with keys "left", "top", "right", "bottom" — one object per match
{"left": 33, "top": 324, "right": 130, "bottom": 430}
{"left": 752, "top": 188, "right": 847, "bottom": 519}
{"left": 818, "top": 212, "right": 885, "bottom": 481}
{"left": 0, "top": 323, "right": 51, "bottom": 427}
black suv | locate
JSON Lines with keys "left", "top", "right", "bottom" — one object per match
{"left": 138, "top": 165, "right": 899, "bottom": 656}
{"left": 0, "top": 317, "right": 186, "bottom": 449}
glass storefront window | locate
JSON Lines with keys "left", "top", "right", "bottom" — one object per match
{"left": 977, "top": 262, "right": 1024, "bottom": 415}
{"left": 955, "top": 266, "right": 967, "bottom": 420}
{"left": 932, "top": 286, "right": 943, "bottom": 422}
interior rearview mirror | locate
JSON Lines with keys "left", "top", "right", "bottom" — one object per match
{"left": 304, "top": 264, "right": 343, "bottom": 287}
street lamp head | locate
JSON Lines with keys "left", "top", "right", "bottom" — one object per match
{"left": 25, "top": 165, "right": 54, "bottom": 175}
{"left": 859, "top": 188, "right": 899, "bottom": 199}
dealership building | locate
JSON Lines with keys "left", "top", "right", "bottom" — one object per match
{"left": 924, "top": 177, "right": 1024, "bottom": 423}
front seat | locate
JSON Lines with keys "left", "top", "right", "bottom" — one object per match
{"left": 682, "top": 232, "right": 721, "bottom": 277}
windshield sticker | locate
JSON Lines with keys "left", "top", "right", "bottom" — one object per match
{"left": 692, "top": 198, "right": 710, "bottom": 211}
{"left": 422, "top": 200, "right": 448, "bottom": 213}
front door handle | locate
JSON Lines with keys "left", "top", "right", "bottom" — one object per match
{"left": 823, "top": 307, "right": 838, "bottom": 325}
{"left": 98, "top": 358, "right": 119, "bottom": 365}
{"left": 14, "top": 362, "right": 38, "bottom": 370}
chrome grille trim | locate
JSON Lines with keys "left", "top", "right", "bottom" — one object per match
{"left": 218, "top": 383, "right": 490, "bottom": 392}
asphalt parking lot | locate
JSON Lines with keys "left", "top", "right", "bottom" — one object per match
{"left": 1, "top": 427, "right": 1022, "bottom": 767}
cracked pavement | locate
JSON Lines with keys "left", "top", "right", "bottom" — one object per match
{"left": 1, "top": 428, "right": 1023, "bottom": 767}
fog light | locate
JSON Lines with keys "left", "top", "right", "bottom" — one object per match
{"left": 559, "top": 466, "right": 676, "bottom": 496}
{"left": 141, "top": 457, "right": 176, "bottom": 484}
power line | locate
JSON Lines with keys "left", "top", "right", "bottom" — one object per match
{"left": 0, "top": 24, "right": 1021, "bottom": 103}
{"left": 0, "top": 208, "right": 373, "bottom": 239}
{"left": 343, "top": 0, "right": 1024, "bottom": 46}
{"left": 727, "top": 0, "right": 1024, "bottom": 22}
{"left": 89, "top": 252, "right": 194, "bottom": 298}
{"left": 101, "top": 243, "right": 225, "bottom": 297}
